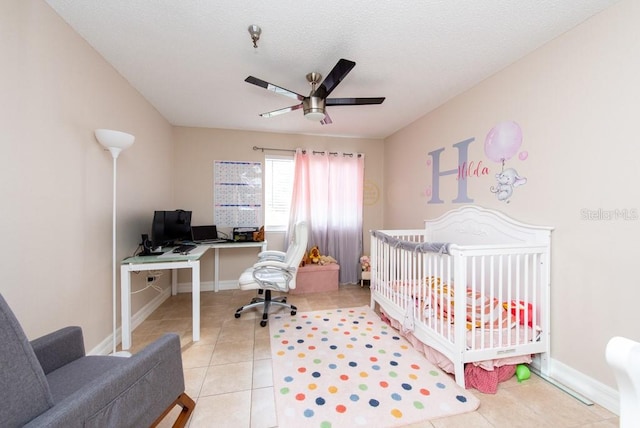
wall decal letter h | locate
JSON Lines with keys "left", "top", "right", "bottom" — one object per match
{"left": 428, "top": 138, "right": 474, "bottom": 204}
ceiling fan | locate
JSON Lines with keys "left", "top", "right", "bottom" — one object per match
{"left": 245, "top": 58, "right": 385, "bottom": 125}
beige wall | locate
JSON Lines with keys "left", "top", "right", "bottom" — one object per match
{"left": 172, "top": 127, "right": 385, "bottom": 283}
{"left": 384, "top": 0, "right": 639, "bottom": 394}
{"left": 0, "top": 0, "right": 174, "bottom": 349}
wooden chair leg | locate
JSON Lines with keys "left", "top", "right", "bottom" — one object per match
{"left": 151, "top": 392, "right": 196, "bottom": 428}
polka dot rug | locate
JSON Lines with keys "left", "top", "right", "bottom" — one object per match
{"left": 269, "top": 306, "right": 479, "bottom": 428}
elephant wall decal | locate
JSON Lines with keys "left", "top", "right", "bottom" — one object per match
{"left": 491, "top": 168, "right": 527, "bottom": 202}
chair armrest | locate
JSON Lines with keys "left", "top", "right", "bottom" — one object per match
{"left": 253, "top": 260, "right": 292, "bottom": 270}
{"left": 258, "top": 250, "right": 286, "bottom": 261}
{"left": 252, "top": 263, "right": 297, "bottom": 292}
{"left": 25, "top": 333, "right": 186, "bottom": 428}
{"left": 30, "top": 326, "right": 85, "bottom": 375}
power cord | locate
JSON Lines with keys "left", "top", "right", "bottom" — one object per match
{"left": 131, "top": 271, "right": 164, "bottom": 294}
{"left": 132, "top": 243, "right": 143, "bottom": 257}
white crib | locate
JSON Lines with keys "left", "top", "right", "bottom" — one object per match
{"left": 370, "top": 205, "right": 553, "bottom": 388}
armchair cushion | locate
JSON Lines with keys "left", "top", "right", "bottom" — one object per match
{"left": 45, "top": 355, "right": 124, "bottom": 403}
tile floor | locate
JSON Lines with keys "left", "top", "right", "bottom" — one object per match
{"left": 129, "top": 286, "right": 619, "bottom": 428}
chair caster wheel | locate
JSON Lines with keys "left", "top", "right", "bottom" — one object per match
{"left": 291, "top": 310, "right": 297, "bottom": 315}
{"left": 234, "top": 313, "right": 241, "bottom": 318}
{"left": 260, "top": 320, "right": 267, "bottom": 327}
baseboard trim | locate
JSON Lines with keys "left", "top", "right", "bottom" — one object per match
{"left": 93, "top": 280, "right": 239, "bottom": 354}
{"left": 130, "top": 287, "right": 172, "bottom": 329}
{"left": 549, "top": 358, "right": 619, "bottom": 415}
{"left": 89, "top": 288, "right": 171, "bottom": 355}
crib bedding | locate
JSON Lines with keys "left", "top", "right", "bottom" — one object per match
{"left": 369, "top": 205, "right": 553, "bottom": 389}
{"left": 380, "top": 307, "right": 532, "bottom": 372}
{"left": 389, "top": 277, "right": 525, "bottom": 331}
{"left": 387, "top": 279, "right": 538, "bottom": 340}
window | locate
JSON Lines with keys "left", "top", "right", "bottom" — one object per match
{"left": 264, "top": 155, "right": 294, "bottom": 231}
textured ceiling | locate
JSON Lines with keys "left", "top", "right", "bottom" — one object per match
{"left": 45, "top": 0, "right": 619, "bottom": 139}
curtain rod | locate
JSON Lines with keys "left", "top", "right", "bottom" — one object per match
{"left": 252, "top": 146, "right": 294, "bottom": 153}
{"left": 252, "top": 146, "right": 362, "bottom": 157}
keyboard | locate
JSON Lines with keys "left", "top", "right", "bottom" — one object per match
{"left": 172, "top": 244, "right": 197, "bottom": 254}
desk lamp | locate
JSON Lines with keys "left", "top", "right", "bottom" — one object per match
{"left": 95, "top": 129, "right": 135, "bottom": 356}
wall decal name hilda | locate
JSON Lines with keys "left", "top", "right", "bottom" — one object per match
{"left": 426, "top": 121, "right": 528, "bottom": 204}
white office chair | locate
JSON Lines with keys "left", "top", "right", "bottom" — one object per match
{"left": 235, "top": 221, "right": 308, "bottom": 327}
{"left": 606, "top": 336, "right": 640, "bottom": 428}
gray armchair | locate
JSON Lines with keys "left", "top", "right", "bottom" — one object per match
{"left": 0, "top": 293, "right": 195, "bottom": 428}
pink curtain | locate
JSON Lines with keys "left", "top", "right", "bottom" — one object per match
{"left": 288, "top": 149, "right": 364, "bottom": 284}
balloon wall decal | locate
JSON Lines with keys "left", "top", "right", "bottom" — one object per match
{"left": 484, "top": 121, "right": 523, "bottom": 163}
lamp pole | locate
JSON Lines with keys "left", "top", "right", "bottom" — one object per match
{"left": 109, "top": 153, "right": 118, "bottom": 354}
{"left": 95, "top": 129, "right": 135, "bottom": 355}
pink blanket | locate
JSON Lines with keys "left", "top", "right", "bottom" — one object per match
{"left": 465, "top": 364, "right": 516, "bottom": 394}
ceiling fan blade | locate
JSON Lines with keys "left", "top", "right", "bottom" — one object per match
{"left": 312, "top": 58, "right": 356, "bottom": 99}
{"left": 259, "top": 103, "right": 303, "bottom": 118}
{"left": 326, "top": 97, "right": 386, "bottom": 106}
{"left": 320, "top": 111, "right": 333, "bottom": 125}
{"left": 245, "top": 76, "right": 305, "bottom": 101}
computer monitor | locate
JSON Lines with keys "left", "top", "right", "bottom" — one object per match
{"left": 151, "top": 210, "right": 192, "bottom": 247}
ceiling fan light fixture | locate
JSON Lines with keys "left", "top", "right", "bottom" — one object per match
{"left": 304, "top": 111, "right": 326, "bottom": 121}
{"left": 303, "top": 97, "right": 326, "bottom": 121}
{"left": 248, "top": 25, "right": 261, "bottom": 48}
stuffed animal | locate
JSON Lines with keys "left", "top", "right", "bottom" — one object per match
{"left": 306, "top": 246, "right": 337, "bottom": 265}
{"left": 308, "top": 246, "right": 321, "bottom": 264}
{"left": 319, "top": 255, "right": 337, "bottom": 265}
{"left": 252, "top": 226, "right": 265, "bottom": 242}
{"left": 360, "top": 255, "right": 371, "bottom": 271}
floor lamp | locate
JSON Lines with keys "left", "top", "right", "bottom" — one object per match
{"left": 95, "top": 129, "right": 135, "bottom": 356}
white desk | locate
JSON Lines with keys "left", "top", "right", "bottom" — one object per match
{"left": 205, "top": 240, "right": 267, "bottom": 291}
{"left": 119, "top": 241, "right": 267, "bottom": 350}
{"left": 120, "top": 246, "right": 208, "bottom": 350}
